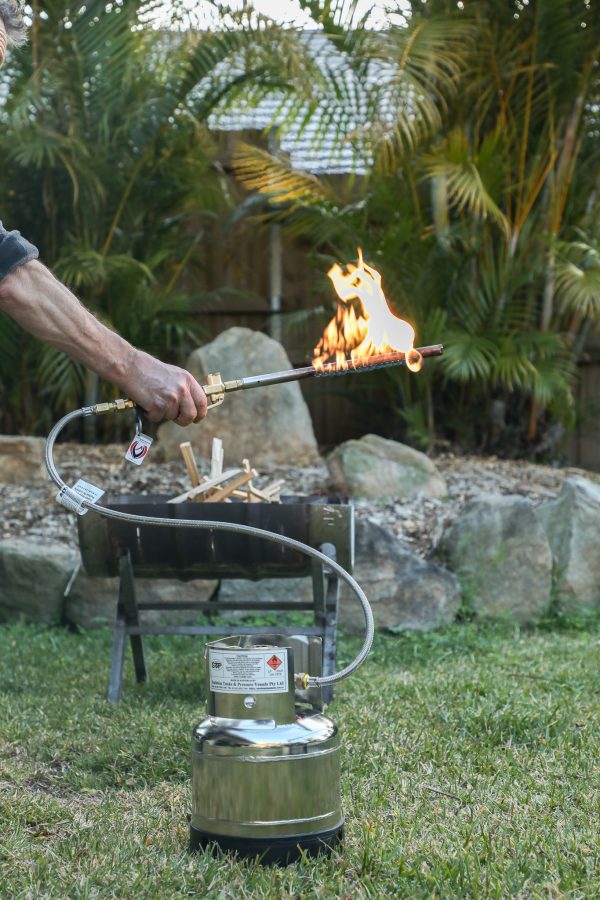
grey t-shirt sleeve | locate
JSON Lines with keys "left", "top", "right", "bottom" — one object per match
{"left": 0, "top": 221, "right": 39, "bottom": 282}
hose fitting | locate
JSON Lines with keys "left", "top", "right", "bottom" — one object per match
{"left": 93, "top": 399, "right": 135, "bottom": 414}
{"left": 295, "top": 672, "right": 311, "bottom": 691}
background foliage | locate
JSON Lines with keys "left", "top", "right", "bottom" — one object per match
{"left": 0, "top": 0, "right": 311, "bottom": 434}
{"left": 1, "top": 0, "right": 599, "bottom": 458}
{"left": 234, "top": 0, "right": 600, "bottom": 456}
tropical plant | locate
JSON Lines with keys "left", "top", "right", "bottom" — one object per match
{"left": 232, "top": 0, "right": 600, "bottom": 457}
{"left": 0, "top": 0, "right": 314, "bottom": 434}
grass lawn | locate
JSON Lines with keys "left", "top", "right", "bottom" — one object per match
{"left": 0, "top": 617, "right": 599, "bottom": 898}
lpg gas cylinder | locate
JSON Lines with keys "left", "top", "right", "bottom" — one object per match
{"left": 190, "top": 635, "right": 343, "bottom": 864}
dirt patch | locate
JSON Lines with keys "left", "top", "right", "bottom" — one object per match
{"left": 1, "top": 443, "right": 597, "bottom": 558}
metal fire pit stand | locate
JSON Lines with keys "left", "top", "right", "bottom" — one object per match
{"left": 77, "top": 497, "right": 354, "bottom": 705}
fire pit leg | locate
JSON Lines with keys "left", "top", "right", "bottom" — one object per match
{"left": 312, "top": 543, "right": 340, "bottom": 705}
{"left": 107, "top": 550, "right": 148, "bottom": 704}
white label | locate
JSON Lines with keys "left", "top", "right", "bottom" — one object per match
{"left": 71, "top": 479, "right": 105, "bottom": 504}
{"left": 125, "top": 433, "right": 153, "bottom": 466}
{"left": 209, "top": 648, "right": 289, "bottom": 694}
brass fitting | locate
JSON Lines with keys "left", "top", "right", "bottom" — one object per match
{"left": 203, "top": 372, "right": 226, "bottom": 409}
{"left": 203, "top": 372, "right": 243, "bottom": 411}
{"left": 94, "top": 399, "right": 136, "bottom": 414}
{"left": 294, "top": 672, "right": 310, "bottom": 691}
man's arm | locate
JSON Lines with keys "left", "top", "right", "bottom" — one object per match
{"left": 0, "top": 259, "right": 207, "bottom": 424}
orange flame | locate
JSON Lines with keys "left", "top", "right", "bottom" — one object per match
{"left": 313, "top": 249, "right": 422, "bottom": 372}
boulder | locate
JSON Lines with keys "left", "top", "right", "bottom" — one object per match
{"left": 439, "top": 494, "right": 552, "bottom": 622}
{"left": 327, "top": 434, "right": 446, "bottom": 500}
{"left": 340, "top": 521, "right": 461, "bottom": 633}
{"left": 537, "top": 476, "right": 600, "bottom": 611}
{"left": 218, "top": 525, "right": 460, "bottom": 635}
{"left": 64, "top": 572, "right": 219, "bottom": 628}
{"left": 0, "top": 537, "right": 78, "bottom": 625}
{"left": 157, "top": 327, "right": 321, "bottom": 467}
{"left": 0, "top": 436, "right": 46, "bottom": 484}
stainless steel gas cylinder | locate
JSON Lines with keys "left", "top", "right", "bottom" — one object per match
{"left": 190, "top": 635, "right": 343, "bottom": 864}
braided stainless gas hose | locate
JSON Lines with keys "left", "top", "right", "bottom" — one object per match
{"left": 45, "top": 405, "right": 374, "bottom": 688}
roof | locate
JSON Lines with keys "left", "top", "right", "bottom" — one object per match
{"left": 207, "top": 31, "right": 401, "bottom": 175}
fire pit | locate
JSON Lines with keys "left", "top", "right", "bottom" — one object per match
{"left": 77, "top": 495, "right": 354, "bottom": 703}
{"left": 47, "top": 247, "right": 445, "bottom": 703}
{"left": 43, "top": 247, "right": 446, "bottom": 864}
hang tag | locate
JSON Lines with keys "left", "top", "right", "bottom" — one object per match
{"left": 56, "top": 480, "right": 104, "bottom": 516}
{"left": 125, "top": 433, "right": 153, "bottom": 465}
{"left": 72, "top": 479, "right": 105, "bottom": 504}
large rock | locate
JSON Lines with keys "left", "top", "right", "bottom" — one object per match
{"left": 0, "top": 436, "right": 46, "bottom": 484}
{"left": 157, "top": 327, "right": 320, "bottom": 467}
{"left": 65, "top": 572, "right": 219, "bottom": 628}
{"left": 0, "top": 538, "right": 78, "bottom": 624}
{"left": 439, "top": 495, "right": 552, "bottom": 622}
{"left": 219, "top": 526, "right": 461, "bottom": 635}
{"left": 327, "top": 434, "right": 446, "bottom": 500}
{"left": 341, "top": 521, "right": 461, "bottom": 633}
{"left": 537, "top": 476, "right": 600, "bottom": 611}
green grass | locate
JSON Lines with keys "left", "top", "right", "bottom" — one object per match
{"left": 0, "top": 619, "right": 599, "bottom": 898}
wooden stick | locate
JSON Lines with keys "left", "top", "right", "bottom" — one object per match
{"left": 261, "top": 479, "right": 285, "bottom": 498}
{"left": 179, "top": 442, "right": 200, "bottom": 487}
{"left": 211, "top": 438, "right": 224, "bottom": 479}
{"left": 168, "top": 468, "right": 242, "bottom": 503}
{"left": 242, "top": 458, "right": 253, "bottom": 503}
{"left": 229, "top": 488, "right": 262, "bottom": 503}
{"left": 247, "top": 485, "right": 273, "bottom": 502}
{"left": 206, "top": 469, "right": 258, "bottom": 503}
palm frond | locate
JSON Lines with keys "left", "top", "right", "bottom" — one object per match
{"left": 53, "top": 250, "right": 155, "bottom": 292}
{"left": 554, "top": 240, "right": 600, "bottom": 321}
{"left": 232, "top": 142, "right": 333, "bottom": 207}
{"left": 37, "top": 346, "right": 86, "bottom": 409}
{"left": 532, "top": 354, "right": 577, "bottom": 407}
{"left": 422, "top": 131, "right": 511, "bottom": 237}
{"left": 441, "top": 332, "right": 499, "bottom": 382}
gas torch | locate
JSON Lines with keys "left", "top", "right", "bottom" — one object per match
{"left": 45, "top": 251, "right": 443, "bottom": 864}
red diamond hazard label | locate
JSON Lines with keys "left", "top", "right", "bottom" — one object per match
{"left": 267, "top": 655, "right": 283, "bottom": 671}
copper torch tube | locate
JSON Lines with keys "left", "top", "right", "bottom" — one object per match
{"left": 233, "top": 344, "right": 444, "bottom": 391}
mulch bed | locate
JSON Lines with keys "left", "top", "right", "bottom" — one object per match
{"left": 2, "top": 443, "right": 596, "bottom": 558}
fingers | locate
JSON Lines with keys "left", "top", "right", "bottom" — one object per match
{"left": 145, "top": 378, "right": 207, "bottom": 426}
{"left": 122, "top": 353, "right": 208, "bottom": 425}
{"left": 173, "top": 376, "right": 207, "bottom": 426}
{"left": 174, "top": 390, "right": 198, "bottom": 427}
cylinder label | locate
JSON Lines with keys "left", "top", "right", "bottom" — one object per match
{"left": 208, "top": 648, "right": 289, "bottom": 694}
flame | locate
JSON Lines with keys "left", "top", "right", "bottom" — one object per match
{"left": 313, "top": 249, "right": 422, "bottom": 372}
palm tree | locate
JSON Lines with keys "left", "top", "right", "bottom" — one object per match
{"left": 0, "top": 0, "right": 313, "bottom": 434}
{"left": 231, "top": 0, "right": 600, "bottom": 455}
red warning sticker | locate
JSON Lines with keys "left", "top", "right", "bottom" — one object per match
{"left": 209, "top": 648, "right": 288, "bottom": 693}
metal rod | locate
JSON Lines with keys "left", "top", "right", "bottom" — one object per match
{"left": 126, "top": 625, "right": 323, "bottom": 636}
{"left": 235, "top": 344, "right": 444, "bottom": 392}
{"left": 137, "top": 601, "right": 315, "bottom": 612}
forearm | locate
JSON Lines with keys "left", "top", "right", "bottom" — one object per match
{"left": 0, "top": 259, "right": 135, "bottom": 386}
{"left": 0, "top": 259, "right": 207, "bottom": 423}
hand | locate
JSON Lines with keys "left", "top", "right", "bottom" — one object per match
{"left": 121, "top": 349, "right": 208, "bottom": 425}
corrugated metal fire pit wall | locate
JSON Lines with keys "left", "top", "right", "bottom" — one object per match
{"left": 78, "top": 496, "right": 354, "bottom": 581}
